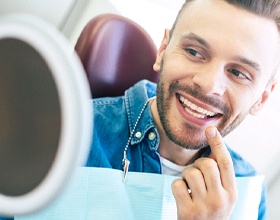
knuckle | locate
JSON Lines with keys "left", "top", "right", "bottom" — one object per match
{"left": 211, "top": 141, "right": 223, "bottom": 150}
{"left": 195, "top": 158, "right": 217, "bottom": 170}
{"left": 172, "top": 178, "right": 183, "bottom": 190}
{"left": 210, "top": 200, "right": 224, "bottom": 212}
{"left": 183, "top": 167, "right": 202, "bottom": 180}
{"left": 203, "top": 158, "right": 217, "bottom": 169}
{"left": 209, "top": 191, "right": 237, "bottom": 214}
{"left": 221, "top": 159, "right": 234, "bottom": 171}
{"left": 209, "top": 193, "right": 229, "bottom": 212}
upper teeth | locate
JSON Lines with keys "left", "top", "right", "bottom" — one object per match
{"left": 179, "top": 95, "right": 216, "bottom": 117}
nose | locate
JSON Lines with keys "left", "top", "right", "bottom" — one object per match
{"left": 192, "top": 62, "right": 227, "bottom": 96}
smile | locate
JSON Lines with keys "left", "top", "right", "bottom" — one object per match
{"left": 178, "top": 94, "right": 218, "bottom": 119}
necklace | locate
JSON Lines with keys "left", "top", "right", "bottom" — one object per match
{"left": 122, "top": 96, "right": 155, "bottom": 182}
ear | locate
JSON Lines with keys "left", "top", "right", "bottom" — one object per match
{"left": 250, "top": 78, "right": 278, "bottom": 115}
{"left": 153, "top": 29, "right": 170, "bottom": 72}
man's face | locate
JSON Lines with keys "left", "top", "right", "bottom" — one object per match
{"left": 154, "top": 0, "right": 280, "bottom": 150}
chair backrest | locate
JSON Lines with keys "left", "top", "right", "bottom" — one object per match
{"left": 75, "top": 13, "right": 159, "bottom": 98}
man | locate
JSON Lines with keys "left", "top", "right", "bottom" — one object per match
{"left": 87, "top": 0, "right": 280, "bottom": 219}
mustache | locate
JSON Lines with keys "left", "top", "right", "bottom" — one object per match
{"left": 169, "top": 81, "right": 231, "bottom": 116}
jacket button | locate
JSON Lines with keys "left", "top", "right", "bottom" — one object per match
{"left": 135, "top": 131, "right": 142, "bottom": 138}
{"left": 148, "top": 132, "right": 156, "bottom": 140}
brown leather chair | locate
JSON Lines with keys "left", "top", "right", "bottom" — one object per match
{"left": 75, "top": 13, "right": 159, "bottom": 98}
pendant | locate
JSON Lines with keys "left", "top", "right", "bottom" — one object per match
{"left": 123, "top": 158, "right": 130, "bottom": 183}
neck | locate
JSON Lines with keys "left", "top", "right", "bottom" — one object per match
{"left": 150, "top": 98, "right": 199, "bottom": 166}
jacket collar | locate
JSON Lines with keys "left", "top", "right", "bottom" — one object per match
{"left": 124, "top": 80, "right": 158, "bottom": 147}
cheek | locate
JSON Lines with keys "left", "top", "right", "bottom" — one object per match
{"left": 162, "top": 57, "right": 194, "bottom": 82}
{"left": 228, "top": 91, "right": 257, "bottom": 118}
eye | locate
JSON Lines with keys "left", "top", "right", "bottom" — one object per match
{"left": 185, "top": 48, "right": 204, "bottom": 59}
{"left": 228, "top": 68, "right": 250, "bottom": 80}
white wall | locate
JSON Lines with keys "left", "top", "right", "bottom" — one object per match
{"left": 62, "top": 0, "right": 119, "bottom": 44}
{"left": 0, "top": 0, "right": 77, "bottom": 29}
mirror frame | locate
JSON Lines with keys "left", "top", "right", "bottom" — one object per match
{"left": 0, "top": 14, "right": 92, "bottom": 216}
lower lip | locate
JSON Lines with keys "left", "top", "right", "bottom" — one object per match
{"left": 176, "top": 95, "right": 217, "bottom": 127}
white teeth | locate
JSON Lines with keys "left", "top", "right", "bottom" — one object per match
{"left": 196, "top": 106, "right": 204, "bottom": 113}
{"left": 185, "top": 107, "right": 205, "bottom": 118}
{"left": 179, "top": 95, "right": 216, "bottom": 118}
{"left": 190, "top": 103, "right": 197, "bottom": 111}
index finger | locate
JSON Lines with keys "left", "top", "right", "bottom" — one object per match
{"left": 205, "top": 126, "right": 236, "bottom": 191}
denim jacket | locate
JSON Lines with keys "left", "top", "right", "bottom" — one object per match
{"left": 86, "top": 80, "right": 267, "bottom": 219}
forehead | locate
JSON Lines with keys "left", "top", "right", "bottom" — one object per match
{"left": 171, "top": 0, "right": 280, "bottom": 78}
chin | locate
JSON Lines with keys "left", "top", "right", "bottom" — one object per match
{"left": 166, "top": 125, "right": 209, "bottom": 150}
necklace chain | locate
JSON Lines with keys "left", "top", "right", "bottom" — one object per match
{"left": 122, "top": 97, "right": 155, "bottom": 182}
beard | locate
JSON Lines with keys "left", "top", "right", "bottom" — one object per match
{"left": 156, "top": 62, "right": 251, "bottom": 150}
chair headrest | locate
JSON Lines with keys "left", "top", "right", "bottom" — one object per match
{"left": 75, "top": 13, "right": 159, "bottom": 98}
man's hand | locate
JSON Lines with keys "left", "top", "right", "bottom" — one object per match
{"left": 172, "top": 126, "right": 238, "bottom": 220}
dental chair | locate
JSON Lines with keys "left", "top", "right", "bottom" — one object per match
{"left": 74, "top": 13, "right": 159, "bottom": 98}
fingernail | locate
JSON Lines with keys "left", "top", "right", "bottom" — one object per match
{"left": 206, "top": 127, "right": 216, "bottom": 138}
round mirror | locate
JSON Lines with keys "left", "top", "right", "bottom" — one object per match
{"left": 0, "top": 14, "right": 92, "bottom": 216}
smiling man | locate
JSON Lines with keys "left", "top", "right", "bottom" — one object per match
{"left": 88, "top": 0, "right": 280, "bottom": 219}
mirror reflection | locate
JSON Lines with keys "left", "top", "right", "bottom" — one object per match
{"left": 0, "top": 38, "right": 61, "bottom": 196}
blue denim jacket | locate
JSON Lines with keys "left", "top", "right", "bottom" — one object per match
{"left": 86, "top": 80, "right": 267, "bottom": 219}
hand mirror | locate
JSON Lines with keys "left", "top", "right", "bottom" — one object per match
{"left": 0, "top": 14, "right": 92, "bottom": 217}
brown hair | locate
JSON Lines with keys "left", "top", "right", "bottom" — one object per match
{"left": 169, "top": 0, "right": 280, "bottom": 37}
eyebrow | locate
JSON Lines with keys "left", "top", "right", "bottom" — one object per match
{"left": 180, "top": 32, "right": 261, "bottom": 74}
{"left": 233, "top": 56, "right": 261, "bottom": 74}
{"left": 180, "top": 32, "right": 210, "bottom": 49}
